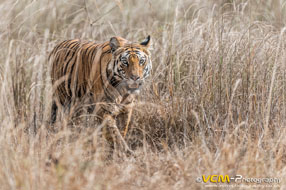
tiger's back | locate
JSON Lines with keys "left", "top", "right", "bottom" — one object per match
{"left": 50, "top": 39, "right": 110, "bottom": 105}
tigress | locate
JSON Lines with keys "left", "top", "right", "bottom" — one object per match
{"left": 49, "top": 36, "right": 152, "bottom": 133}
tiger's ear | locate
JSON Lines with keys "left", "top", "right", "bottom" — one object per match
{"left": 140, "top": 35, "right": 151, "bottom": 48}
{"left": 110, "top": 37, "right": 120, "bottom": 52}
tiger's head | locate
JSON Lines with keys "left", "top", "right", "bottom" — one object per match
{"left": 108, "top": 36, "right": 152, "bottom": 95}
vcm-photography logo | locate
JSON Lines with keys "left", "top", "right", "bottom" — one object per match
{"left": 196, "top": 175, "right": 281, "bottom": 184}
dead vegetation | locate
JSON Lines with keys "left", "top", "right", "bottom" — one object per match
{"left": 0, "top": 0, "right": 286, "bottom": 189}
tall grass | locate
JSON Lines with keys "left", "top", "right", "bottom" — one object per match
{"left": 0, "top": 0, "right": 286, "bottom": 189}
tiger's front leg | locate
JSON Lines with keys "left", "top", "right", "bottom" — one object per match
{"left": 116, "top": 106, "right": 133, "bottom": 138}
{"left": 101, "top": 106, "right": 133, "bottom": 156}
{"left": 101, "top": 110, "right": 133, "bottom": 155}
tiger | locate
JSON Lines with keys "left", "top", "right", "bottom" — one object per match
{"left": 49, "top": 35, "right": 152, "bottom": 138}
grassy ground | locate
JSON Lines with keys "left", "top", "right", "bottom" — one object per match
{"left": 0, "top": 0, "right": 286, "bottom": 189}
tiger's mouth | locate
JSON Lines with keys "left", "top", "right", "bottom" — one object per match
{"left": 115, "top": 80, "right": 143, "bottom": 95}
{"left": 126, "top": 87, "right": 140, "bottom": 94}
{"left": 126, "top": 82, "right": 142, "bottom": 94}
{"left": 128, "top": 82, "right": 140, "bottom": 89}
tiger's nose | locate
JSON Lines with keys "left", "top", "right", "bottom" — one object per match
{"left": 130, "top": 75, "right": 140, "bottom": 81}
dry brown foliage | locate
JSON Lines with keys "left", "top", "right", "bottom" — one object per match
{"left": 0, "top": 0, "right": 286, "bottom": 189}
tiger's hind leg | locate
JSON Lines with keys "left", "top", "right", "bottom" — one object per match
{"left": 50, "top": 101, "right": 58, "bottom": 124}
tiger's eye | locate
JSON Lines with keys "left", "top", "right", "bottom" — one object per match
{"left": 139, "top": 59, "right": 145, "bottom": 65}
{"left": 121, "top": 58, "right": 128, "bottom": 66}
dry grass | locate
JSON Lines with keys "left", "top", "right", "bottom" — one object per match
{"left": 1, "top": 0, "right": 286, "bottom": 189}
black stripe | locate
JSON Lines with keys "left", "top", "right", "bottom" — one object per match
{"left": 64, "top": 41, "right": 79, "bottom": 61}
{"left": 68, "top": 59, "right": 77, "bottom": 97}
{"left": 91, "top": 46, "right": 98, "bottom": 62}
{"left": 87, "top": 45, "right": 97, "bottom": 60}
{"left": 83, "top": 44, "right": 95, "bottom": 59}
{"left": 63, "top": 48, "right": 78, "bottom": 75}
{"left": 102, "top": 43, "right": 110, "bottom": 49}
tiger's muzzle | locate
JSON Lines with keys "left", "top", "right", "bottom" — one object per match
{"left": 126, "top": 77, "right": 143, "bottom": 94}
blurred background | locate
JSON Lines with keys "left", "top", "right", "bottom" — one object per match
{"left": 0, "top": 0, "right": 286, "bottom": 189}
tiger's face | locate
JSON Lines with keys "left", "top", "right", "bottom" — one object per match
{"left": 109, "top": 36, "right": 152, "bottom": 94}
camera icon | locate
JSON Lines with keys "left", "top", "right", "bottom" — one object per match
{"left": 196, "top": 177, "right": 203, "bottom": 183}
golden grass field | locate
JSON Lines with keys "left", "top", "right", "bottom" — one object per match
{"left": 1, "top": 0, "right": 286, "bottom": 189}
